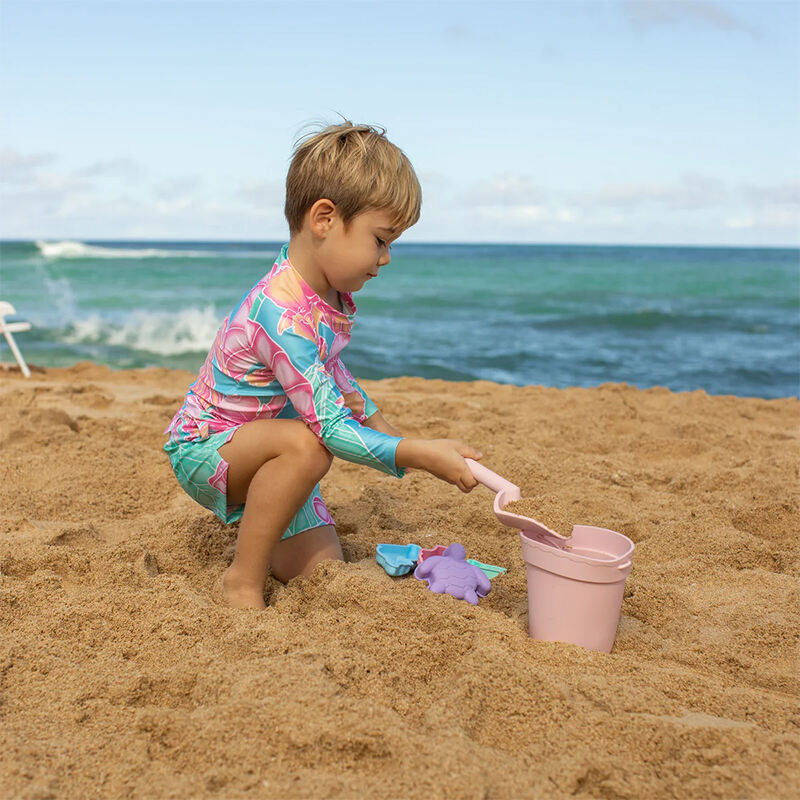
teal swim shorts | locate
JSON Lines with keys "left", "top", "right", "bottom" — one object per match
{"left": 163, "top": 427, "right": 335, "bottom": 538}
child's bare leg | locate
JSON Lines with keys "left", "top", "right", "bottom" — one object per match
{"left": 217, "top": 419, "right": 334, "bottom": 609}
{"left": 269, "top": 523, "right": 343, "bottom": 584}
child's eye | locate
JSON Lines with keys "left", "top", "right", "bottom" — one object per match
{"left": 376, "top": 237, "right": 386, "bottom": 248}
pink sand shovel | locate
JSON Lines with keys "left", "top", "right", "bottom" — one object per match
{"left": 463, "top": 458, "right": 571, "bottom": 547}
{"left": 464, "top": 458, "right": 634, "bottom": 653}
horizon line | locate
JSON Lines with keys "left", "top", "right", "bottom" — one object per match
{"left": 1, "top": 237, "right": 798, "bottom": 251}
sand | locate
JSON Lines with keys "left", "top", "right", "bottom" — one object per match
{"left": 1, "top": 361, "right": 798, "bottom": 799}
{"left": 504, "top": 497, "right": 573, "bottom": 538}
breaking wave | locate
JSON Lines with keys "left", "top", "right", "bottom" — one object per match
{"left": 36, "top": 240, "right": 211, "bottom": 259}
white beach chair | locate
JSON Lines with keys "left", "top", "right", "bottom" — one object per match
{"left": 0, "top": 301, "right": 32, "bottom": 378}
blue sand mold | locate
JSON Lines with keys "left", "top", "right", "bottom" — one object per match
{"left": 376, "top": 543, "right": 422, "bottom": 576}
{"left": 375, "top": 544, "right": 506, "bottom": 580}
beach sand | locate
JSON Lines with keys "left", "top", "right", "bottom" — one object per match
{"left": 1, "top": 361, "right": 798, "bottom": 799}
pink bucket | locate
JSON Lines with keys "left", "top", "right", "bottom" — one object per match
{"left": 463, "top": 459, "right": 635, "bottom": 653}
{"left": 520, "top": 525, "right": 634, "bottom": 653}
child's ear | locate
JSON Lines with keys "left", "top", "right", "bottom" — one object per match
{"left": 309, "top": 198, "right": 337, "bottom": 236}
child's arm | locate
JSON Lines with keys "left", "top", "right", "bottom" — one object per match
{"left": 329, "top": 356, "right": 379, "bottom": 423}
{"left": 331, "top": 358, "right": 401, "bottom": 436}
{"left": 248, "top": 291, "right": 481, "bottom": 489}
{"left": 362, "top": 409, "right": 402, "bottom": 437}
{"left": 330, "top": 357, "right": 402, "bottom": 435}
{"left": 301, "top": 348, "right": 478, "bottom": 486}
{"left": 395, "top": 438, "right": 482, "bottom": 489}
{"left": 249, "top": 297, "right": 405, "bottom": 478}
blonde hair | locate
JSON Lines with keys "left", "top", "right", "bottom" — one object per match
{"left": 284, "top": 115, "right": 422, "bottom": 237}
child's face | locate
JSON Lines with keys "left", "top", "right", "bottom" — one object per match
{"left": 319, "top": 205, "right": 399, "bottom": 294}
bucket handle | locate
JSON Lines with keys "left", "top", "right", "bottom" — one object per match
{"left": 617, "top": 561, "right": 632, "bottom": 570}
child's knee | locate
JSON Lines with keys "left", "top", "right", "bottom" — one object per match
{"left": 291, "top": 421, "right": 334, "bottom": 475}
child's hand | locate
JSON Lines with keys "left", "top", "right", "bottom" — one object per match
{"left": 396, "top": 439, "right": 483, "bottom": 493}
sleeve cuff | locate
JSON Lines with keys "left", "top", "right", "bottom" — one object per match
{"left": 362, "top": 393, "right": 379, "bottom": 420}
{"left": 390, "top": 437, "right": 406, "bottom": 479}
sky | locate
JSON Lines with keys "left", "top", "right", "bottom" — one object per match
{"left": 0, "top": 0, "right": 798, "bottom": 246}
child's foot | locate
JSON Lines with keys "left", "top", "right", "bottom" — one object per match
{"left": 220, "top": 567, "right": 267, "bottom": 610}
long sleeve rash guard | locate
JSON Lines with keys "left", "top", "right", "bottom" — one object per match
{"left": 164, "top": 242, "right": 406, "bottom": 478}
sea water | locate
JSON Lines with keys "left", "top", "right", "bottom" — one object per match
{"left": 0, "top": 239, "right": 797, "bottom": 399}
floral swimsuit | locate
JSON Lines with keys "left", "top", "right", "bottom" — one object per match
{"left": 163, "top": 242, "right": 405, "bottom": 537}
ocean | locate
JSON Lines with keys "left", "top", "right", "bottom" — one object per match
{"left": 0, "top": 240, "right": 797, "bottom": 399}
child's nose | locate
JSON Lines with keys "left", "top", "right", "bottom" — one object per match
{"left": 378, "top": 251, "right": 391, "bottom": 267}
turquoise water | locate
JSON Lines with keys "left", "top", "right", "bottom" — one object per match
{"left": 0, "top": 239, "right": 797, "bottom": 398}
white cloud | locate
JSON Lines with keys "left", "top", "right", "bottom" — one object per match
{"left": 724, "top": 214, "right": 754, "bottom": 229}
{"left": 154, "top": 198, "right": 193, "bottom": 215}
{"left": 2, "top": 148, "right": 797, "bottom": 244}
{"left": 457, "top": 173, "right": 548, "bottom": 206}
{"left": 52, "top": 191, "right": 98, "bottom": 218}
{"left": 76, "top": 157, "right": 145, "bottom": 180}
{"left": 0, "top": 165, "right": 95, "bottom": 226}
{"left": 570, "top": 173, "right": 727, "bottom": 210}
{"left": 442, "top": 169, "right": 799, "bottom": 243}
{"left": 236, "top": 180, "right": 284, "bottom": 207}
{"left": 620, "top": 0, "right": 761, "bottom": 39}
{"left": 467, "top": 202, "right": 580, "bottom": 228}
{"left": 738, "top": 180, "right": 800, "bottom": 206}
{"left": 0, "top": 148, "right": 57, "bottom": 184}
{"left": 416, "top": 169, "right": 451, "bottom": 189}
{"left": 724, "top": 206, "right": 800, "bottom": 230}
{"left": 452, "top": 174, "right": 579, "bottom": 236}
{"left": 759, "top": 206, "right": 800, "bottom": 228}
{"left": 565, "top": 175, "right": 800, "bottom": 219}
{"left": 154, "top": 176, "right": 203, "bottom": 201}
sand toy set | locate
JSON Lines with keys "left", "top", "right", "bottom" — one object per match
{"left": 464, "top": 458, "right": 634, "bottom": 653}
{"left": 375, "top": 541, "right": 506, "bottom": 605}
{"left": 377, "top": 460, "right": 635, "bottom": 653}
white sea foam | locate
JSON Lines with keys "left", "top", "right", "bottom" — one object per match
{"left": 35, "top": 240, "right": 210, "bottom": 259}
{"left": 62, "top": 305, "right": 222, "bottom": 355}
{"left": 33, "top": 261, "right": 79, "bottom": 322}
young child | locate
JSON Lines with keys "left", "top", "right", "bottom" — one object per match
{"left": 163, "top": 120, "right": 484, "bottom": 609}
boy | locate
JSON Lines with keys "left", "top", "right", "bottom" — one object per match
{"left": 163, "top": 120, "right": 483, "bottom": 609}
